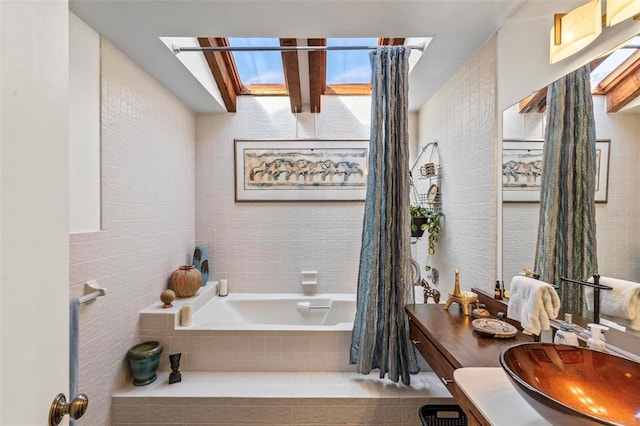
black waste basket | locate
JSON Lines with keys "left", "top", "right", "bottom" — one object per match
{"left": 418, "top": 404, "right": 467, "bottom": 426}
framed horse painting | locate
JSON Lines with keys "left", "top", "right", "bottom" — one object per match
{"left": 502, "top": 140, "right": 609, "bottom": 203}
{"left": 234, "top": 139, "right": 369, "bottom": 201}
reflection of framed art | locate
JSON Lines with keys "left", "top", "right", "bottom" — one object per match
{"left": 594, "top": 140, "right": 610, "bottom": 203}
{"left": 502, "top": 140, "right": 610, "bottom": 203}
{"left": 234, "top": 139, "right": 369, "bottom": 201}
{"left": 502, "top": 141, "right": 544, "bottom": 202}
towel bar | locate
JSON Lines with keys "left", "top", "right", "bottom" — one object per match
{"left": 561, "top": 275, "right": 612, "bottom": 323}
{"left": 78, "top": 280, "right": 107, "bottom": 304}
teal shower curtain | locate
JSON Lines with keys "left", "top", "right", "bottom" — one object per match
{"left": 534, "top": 65, "right": 598, "bottom": 316}
{"left": 350, "top": 46, "right": 419, "bottom": 384}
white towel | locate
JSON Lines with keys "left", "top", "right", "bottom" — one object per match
{"left": 507, "top": 276, "right": 561, "bottom": 336}
{"left": 585, "top": 276, "right": 640, "bottom": 331}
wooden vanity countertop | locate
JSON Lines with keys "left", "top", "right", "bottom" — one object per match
{"left": 405, "top": 303, "right": 534, "bottom": 369}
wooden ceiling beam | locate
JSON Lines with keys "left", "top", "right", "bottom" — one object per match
{"left": 597, "top": 49, "right": 640, "bottom": 93}
{"left": 197, "top": 37, "right": 239, "bottom": 112}
{"left": 380, "top": 38, "right": 406, "bottom": 46}
{"left": 280, "top": 38, "right": 302, "bottom": 113}
{"left": 606, "top": 57, "right": 640, "bottom": 112}
{"left": 308, "top": 38, "right": 326, "bottom": 113}
{"left": 518, "top": 87, "right": 548, "bottom": 113}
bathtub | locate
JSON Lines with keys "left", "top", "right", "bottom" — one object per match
{"left": 189, "top": 293, "right": 356, "bottom": 331}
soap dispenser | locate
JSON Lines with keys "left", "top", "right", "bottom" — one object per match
{"left": 553, "top": 324, "right": 579, "bottom": 346}
{"left": 587, "top": 323, "right": 608, "bottom": 351}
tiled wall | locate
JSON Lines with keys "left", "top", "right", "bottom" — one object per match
{"left": 194, "top": 97, "right": 372, "bottom": 294}
{"left": 502, "top": 96, "right": 640, "bottom": 283}
{"left": 69, "top": 38, "right": 195, "bottom": 425}
{"left": 111, "top": 396, "right": 436, "bottom": 425}
{"left": 415, "top": 36, "right": 498, "bottom": 296}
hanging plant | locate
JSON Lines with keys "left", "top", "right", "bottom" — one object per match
{"left": 410, "top": 205, "right": 429, "bottom": 238}
{"left": 425, "top": 211, "right": 444, "bottom": 255}
{"left": 423, "top": 210, "right": 444, "bottom": 273}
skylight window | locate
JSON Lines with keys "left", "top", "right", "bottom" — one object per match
{"left": 227, "top": 37, "right": 285, "bottom": 86}
{"left": 326, "top": 38, "right": 378, "bottom": 85}
{"left": 590, "top": 36, "right": 640, "bottom": 89}
{"left": 162, "top": 36, "right": 428, "bottom": 112}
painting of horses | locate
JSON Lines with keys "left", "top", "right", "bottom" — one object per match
{"left": 503, "top": 140, "right": 609, "bottom": 203}
{"left": 502, "top": 141, "right": 543, "bottom": 202}
{"left": 234, "top": 139, "right": 369, "bottom": 201}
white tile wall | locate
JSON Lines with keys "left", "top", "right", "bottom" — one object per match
{"left": 502, "top": 95, "right": 640, "bottom": 283}
{"left": 111, "top": 370, "right": 453, "bottom": 425}
{"left": 195, "top": 96, "right": 371, "bottom": 294}
{"left": 69, "top": 38, "right": 195, "bottom": 425}
{"left": 415, "top": 36, "right": 498, "bottom": 296}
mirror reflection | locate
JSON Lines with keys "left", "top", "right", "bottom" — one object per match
{"left": 501, "top": 35, "right": 640, "bottom": 338}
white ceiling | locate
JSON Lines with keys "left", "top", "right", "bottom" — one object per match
{"left": 69, "top": 0, "right": 526, "bottom": 113}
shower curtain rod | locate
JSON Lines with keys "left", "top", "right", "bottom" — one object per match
{"left": 173, "top": 43, "right": 425, "bottom": 54}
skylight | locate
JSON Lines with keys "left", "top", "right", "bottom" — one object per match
{"left": 591, "top": 36, "right": 640, "bottom": 89}
{"left": 326, "top": 38, "right": 378, "bottom": 85}
{"left": 162, "top": 36, "right": 432, "bottom": 112}
{"left": 227, "top": 37, "right": 285, "bottom": 86}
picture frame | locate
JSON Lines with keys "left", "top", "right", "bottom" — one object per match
{"left": 502, "top": 141, "right": 544, "bottom": 202}
{"left": 234, "top": 139, "right": 369, "bottom": 201}
{"left": 594, "top": 140, "right": 610, "bottom": 203}
{"left": 502, "top": 140, "right": 610, "bottom": 203}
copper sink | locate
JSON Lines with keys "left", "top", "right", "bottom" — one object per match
{"left": 500, "top": 343, "right": 640, "bottom": 426}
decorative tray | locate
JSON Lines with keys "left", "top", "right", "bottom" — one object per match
{"left": 472, "top": 318, "right": 517, "bottom": 338}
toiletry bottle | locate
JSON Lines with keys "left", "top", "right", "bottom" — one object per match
{"left": 494, "top": 280, "right": 502, "bottom": 300}
{"left": 553, "top": 324, "right": 579, "bottom": 346}
{"left": 587, "top": 323, "right": 608, "bottom": 351}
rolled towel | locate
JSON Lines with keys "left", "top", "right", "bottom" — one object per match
{"left": 586, "top": 276, "right": 640, "bottom": 319}
{"left": 585, "top": 276, "right": 640, "bottom": 331}
{"left": 507, "top": 276, "right": 561, "bottom": 336}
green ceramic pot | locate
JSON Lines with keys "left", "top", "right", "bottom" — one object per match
{"left": 126, "top": 341, "right": 163, "bottom": 386}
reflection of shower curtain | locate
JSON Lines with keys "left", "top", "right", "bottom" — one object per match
{"left": 350, "top": 46, "right": 419, "bottom": 384}
{"left": 535, "top": 65, "right": 598, "bottom": 316}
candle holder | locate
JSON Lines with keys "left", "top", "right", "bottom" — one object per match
{"left": 443, "top": 268, "right": 478, "bottom": 316}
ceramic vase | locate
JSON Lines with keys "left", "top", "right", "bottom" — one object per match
{"left": 192, "top": 245, "right": 209, "bottom": 285}
{"left": 169, "top": 265, "right": 202, "bottom": 297}
{"left": 126, "top": 341, "right": 163, "bottom": 386}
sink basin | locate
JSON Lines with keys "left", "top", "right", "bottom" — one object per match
{"left": 500, "top": 343, "right": 640, "bottom": 426}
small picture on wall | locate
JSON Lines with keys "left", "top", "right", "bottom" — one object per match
{"left": 502, "top": 140, "right": 610, "bottom": 203}
{"left": 234, "top": 139, "right": 369, "bottom": 201}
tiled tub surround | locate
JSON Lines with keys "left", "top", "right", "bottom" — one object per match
{"left": 112, "top": 371, "right": 453, "bottom": 425}
{"left": 140, "top": 286, "right": 357, "bottom": 372}
{"left": 128, "top": 288, "right": 450, "bottom": 425}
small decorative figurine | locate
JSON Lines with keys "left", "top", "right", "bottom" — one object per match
{"left": 160, "top": 289, "right": 176, "bottom": 308}
{"left": 443, "top": 268, "right": 478, "bottom": 316}
{"left": 168, "top": 353, "right": 182, "bottom": 384}
{"left": 420, "top": 278, "right": 441, "bottom": 304}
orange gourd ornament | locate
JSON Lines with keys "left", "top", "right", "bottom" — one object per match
{"left": 169, "top": 265, "right": 202, "bottom": 297}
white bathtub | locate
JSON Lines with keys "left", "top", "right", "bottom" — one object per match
{"left": 190, "top": 293, "right": 356, "bottom": 331}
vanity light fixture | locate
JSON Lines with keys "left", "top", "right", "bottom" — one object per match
{"left": 606, "top": 0, "right": 640, "bottom": 25}
{"left": 550, "top": 0, "right": 602, "bottom": 64}
{"left": 551, "top": 0, "right": 640, "bottom": 63}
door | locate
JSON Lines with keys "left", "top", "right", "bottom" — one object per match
{"left": 1, "top": 1, "right": 70, "bottom": 424}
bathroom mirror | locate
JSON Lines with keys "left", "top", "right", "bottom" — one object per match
{"left": 500, "top": 35, "right": 640, "bottom": 338}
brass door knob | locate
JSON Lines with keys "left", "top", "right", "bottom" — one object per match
{"left": 49, "top": 393, "right": 88, "bottom": 426}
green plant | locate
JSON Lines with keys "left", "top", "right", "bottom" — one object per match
{"left": 409, "top": 204, "right": 429, "bottom": 217}
{"left": 410, "top": 205, "right": 429, "bottom": 235}
{"left": 425, "top": 211, "right": 444, "bottom": 255}
{"left": 413, "top": 209, "right": 443, "bottom": 273}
